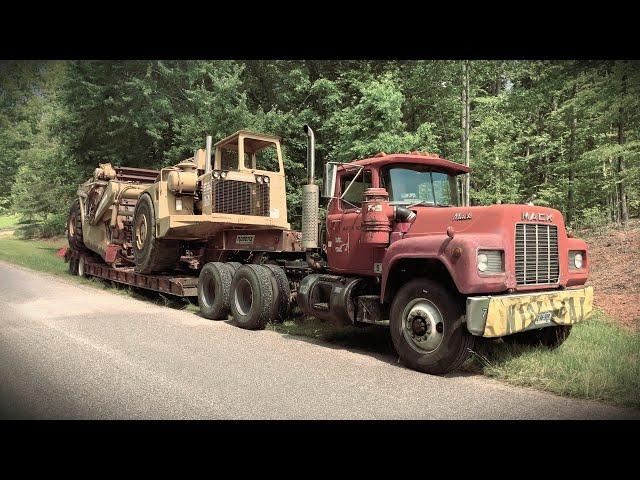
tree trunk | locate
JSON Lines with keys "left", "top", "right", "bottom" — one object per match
{"left": 461, "top": 60, "right": 470, "bottom": 206}
{"left": 566, "top": 83, "right": 577, "bottom": 225}
{"left": 617, "top": 123, "right": 628, "bottom": 225}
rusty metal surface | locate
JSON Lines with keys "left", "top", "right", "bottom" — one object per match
{"left": 114, "top": 166, "right": 159, "bottom": 183}
{"left": 82, "top": 256, "right": 197, "bottom": 297}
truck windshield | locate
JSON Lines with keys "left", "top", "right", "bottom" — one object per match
{"left": 381, "top": 166, "right": 459, "bottom": 207}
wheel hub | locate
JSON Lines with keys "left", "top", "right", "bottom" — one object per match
{"left": 136, "top": 215, "right": 148, "bottom": 250}
{"left": 402, "top": 299, "right": 445, "bottom": 353}
{"left": 411, "top": 316, "right": 429, "bottom": 336}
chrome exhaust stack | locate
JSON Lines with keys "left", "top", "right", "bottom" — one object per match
{"left": 205, "top": 135, "right": 212, "bottom": 175}
{"left": 302, "top": 125, "right": 319, "bottom": 250}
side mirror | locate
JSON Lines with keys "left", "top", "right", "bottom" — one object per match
{"left": 323, "top": 163, "right": 338, "bottom": 198}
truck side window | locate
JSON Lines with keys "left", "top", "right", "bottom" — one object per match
{"left": 340, "top": 169, "right": 371, "bottom": 210}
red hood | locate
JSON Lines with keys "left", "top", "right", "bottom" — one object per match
{"left": 405, "top": 204, "right": 567, "bottom": 238}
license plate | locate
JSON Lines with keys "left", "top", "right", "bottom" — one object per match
{"left": 535, "top": 311, "right": 553, "bottom": 325}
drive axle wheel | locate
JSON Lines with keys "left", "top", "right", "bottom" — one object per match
{"left": 198, "top": 262, "right": 233, "bottom": 320}
{"left": 264, "top": 264, "right": 291, "bottom": 323}
{"left": 390, "top": 278, "right": 474, "bottom": 375}
{"left": 502, "top": 325, "right": 572, "bottom": 349}
{"left": 229, "top": 264, "right": 274, "bottom": 330}
{"left": 133, "top": 193, "right": 182, "bottom": 274}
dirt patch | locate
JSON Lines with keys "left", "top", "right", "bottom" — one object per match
{"left": 578, "top": 219, "right": 640, "bottom": 330}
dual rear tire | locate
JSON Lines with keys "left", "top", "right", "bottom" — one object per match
{"left": 197, "top": 262, "right": 290, "bottom": 329}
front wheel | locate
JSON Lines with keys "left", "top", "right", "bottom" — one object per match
{"left": 390, "top": 278, "right": 474, "bottom": 375}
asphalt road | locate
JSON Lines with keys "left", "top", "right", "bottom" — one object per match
{"left": 0, "top": 261, "right": 637, "bottom": 420}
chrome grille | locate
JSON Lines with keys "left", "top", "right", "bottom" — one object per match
{"left": 515, "top": 223, "right": 559, "bottom": 285}
{"left": 211, "top": 179, "right": 270, "bottom": 217}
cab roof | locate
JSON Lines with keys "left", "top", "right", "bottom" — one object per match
{"left": 349, "top": 153, "right": 470, "bottom": 175}
{"left": 215, "top": 130, "right": 281, "bottom": 154}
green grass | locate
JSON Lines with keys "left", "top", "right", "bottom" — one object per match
{"left": 0, "top": 236, "right": 68, "bottom": 274}
{"left": 0, "top": 235, "right": 638, "bottom": 409}
{"left": 465, "top": 312, "right": 640, "bottom": 409}
{"left": 0, "top": 214, "right": 22, "bottom": 230}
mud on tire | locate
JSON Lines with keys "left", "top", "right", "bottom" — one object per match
{"left": 133, "top": 193, "right": 182, "bottom": 274}
{"left": 198, "top": 262, "right": 233, "bottom": 320}
{"left": 229, "top": 264, "right": 274, "bottom": 330}
{"left": 390, "top": 278, "right": 474, "bottom": 375}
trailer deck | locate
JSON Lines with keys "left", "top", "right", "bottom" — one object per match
{"left": 62, "top": 246, "right": 198, "bottom": 297}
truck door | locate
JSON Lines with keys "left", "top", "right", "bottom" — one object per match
{"left": 326, "top": 168, "right": 373, "bottom": 275}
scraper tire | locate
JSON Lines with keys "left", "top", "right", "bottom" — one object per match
{"left": 133, "top": 193, "right": 182, "bottom": 274}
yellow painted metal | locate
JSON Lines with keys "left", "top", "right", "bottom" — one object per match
{"left": 483, "top": 286, "right": 594, "bottom": 337}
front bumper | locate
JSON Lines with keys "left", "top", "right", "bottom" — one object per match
{"left": 466, "top": 286, "right": 594, "bottom": 337}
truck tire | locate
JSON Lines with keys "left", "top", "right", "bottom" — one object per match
{"left": 390, "top": 278, "right": 474, "bottom": 375}
{"left": 226, "top": 262, "right": 242, "bottom": 273}
{"left": 67, "top": 199, "right": 86, "bottom": 251}
{"left": 264, "top": 264, "right": 291, "bottom": 322}
{"left": 133, "top": 193, "right": 182, "bottom": 274}
{"left": 198, "top": 262, "right": 233, "bottom": 320}
{"left": 229, "top": 264, "right": 274, "bottom": 330}
{"left": 502, "top": 325, "right": 572, "bottom": 349}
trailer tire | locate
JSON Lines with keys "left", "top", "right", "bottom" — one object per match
{"left": 133, "top": 193, "right": 182, "bottom": 274}
{"left": 78, "top": 255, "right": 88, "bottom": 278}
{"left": 390, "top": 278, "right": 474, "bottom": 375}
{"left": 264, "top": 264, "right": 291, "bottom": 322}
{"left": 502, "top": 325, "right": 572, "bottom": 349}
{"left": 69, "top": 257, "right": 79, "bottom": 276}
{"left": 198, "top": 262, "right": 233, "bottom": 320}
{"left": 230, "top": 264, "right": 274, "bottom": 330}
{"left": 67, "top": 199, "right": 86, "bottom": 251}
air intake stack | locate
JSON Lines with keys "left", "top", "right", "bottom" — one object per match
{"left": 302, "top": 125, "right": 319, "bottom": 250}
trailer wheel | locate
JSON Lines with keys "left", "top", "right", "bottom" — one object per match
{"left": 69, "top": 257, "right": 79, "bottom": 276}
{"left": 502, "top": 325, "right": 572, "bottom": 349}
{"left": 198, "top": 262, "right": 233, "bottom": 320}
{"left": 78, "top": 255, "right": 88, "bottom": 278}
{"left": 133, "top": 193, "right": 182, "bottom": 274}
{"left": 264, "top": 264, "right": 290, "bottom": 323}
{"left": 390, "top": 278, "right": 474, "bottom": 375}
{"left": 67, "top": 199, "right": 86, "bottom": 251}
{"left": 230, "top": 264, "right": 274, "bottom": 330}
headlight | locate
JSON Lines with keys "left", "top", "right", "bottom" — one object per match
{"left": 569, "top": 251, "right": 584, "bottom": 269}
{"left": 263, "top": 176, "right": 270, "bottom": 184}
{"left": 256, "top": 176, "right": 263, "bottom": 184}
{"left": 477, "top": 250, "right": 504, "bottom": 274}
{"left": 213, "top": 171, "right": 220, "bottom": 179}
{"left": 477, "top": 253, "right": 488, "bottom": 272}
{"left": 220, "top": 171, "right": 227, "bottom": 178}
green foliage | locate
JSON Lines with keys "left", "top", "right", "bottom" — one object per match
{"left": 0, "top": 60, "right": 639, "bottom": 236}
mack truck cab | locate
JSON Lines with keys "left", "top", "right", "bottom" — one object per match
{"left": 296, "top": 126, "right": 594, "bottom": 374}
